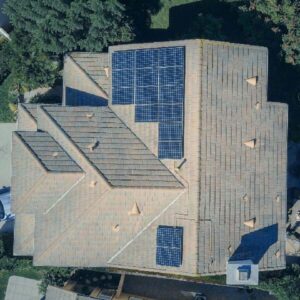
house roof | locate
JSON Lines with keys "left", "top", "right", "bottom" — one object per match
{"left": 16, "top": 131, "right": 82, "bottom": 173}
{"left": 69, "top": 52, "right": 110, "bottom": 95}
{"left": 46, "top": 286, "right": 77, "bottom": 300}
{"left": 4, "top": 276, "right": 42, "bottom": 300}
{"left": 43, "top": 105, "right": 183, "bottom": 188}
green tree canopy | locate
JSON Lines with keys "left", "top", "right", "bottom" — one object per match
{"left": 4, "top": 0, "right": 134, "bottom": 54}
{"left": 242, "top": 0, "right": 300, "bottom": 65}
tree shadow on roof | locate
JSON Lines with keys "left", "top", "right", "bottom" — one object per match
{"left": 229, "top": 224, "right": 278, "bottom": 264}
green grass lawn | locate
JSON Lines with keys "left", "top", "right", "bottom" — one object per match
{"left": 151, "top": 0, "right": 199, "bottom": 29}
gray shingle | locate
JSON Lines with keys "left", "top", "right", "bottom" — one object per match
{"left": 16, "top": 131, "right": 82, "bottom": 173}
{"left": 43, "top": 106, "right": 183, "bottom": 188}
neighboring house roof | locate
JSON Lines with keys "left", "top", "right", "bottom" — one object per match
{"left": 16, "top": 131, "right": 82, "bottom": 173}
{"left": 46, "top": 286, "right": 77, "bottom": 300}
{"left": 4, "top": 276, "right": 43, "bottom": 300}
{"left": 43, "top": 105, "right": 182, "bottom": 188}
{"left": 69, "top": 52, "right": 110, "bottom": 95}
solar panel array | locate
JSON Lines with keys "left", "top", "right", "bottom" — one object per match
{"left": 66, "top": 87, "right": 107, "bottom": 106}
{"left": 156, "top": 226, "right": 183, "bottom": 267}
{"left": 112, "top": 47, "right": 185, "bottom": 159}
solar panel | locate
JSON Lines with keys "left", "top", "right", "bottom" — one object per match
{"left": 159, "top": 122, "right": 183, "bottom": 140}
{"left": 156, "top": 226, "right": 183, "bottom": 267}
{"left": 135, "top": 104, "right": 158, "bottom": 122}
{"left": 158, "top": 141, "right": 183, "bottom": 159}
{"left": 112, "top": 46, "right": 185, "bottom": 159}
{"left": 65, "top": 87, "right": 107, "bottom": 106}
{"left": 112, "top": 50, "right": 135, "bottom": 105}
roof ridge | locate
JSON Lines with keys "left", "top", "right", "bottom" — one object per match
{"left": 34, "top": 188, "right": 111, "bottom": 265}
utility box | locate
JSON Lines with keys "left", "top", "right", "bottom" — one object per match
{"left": 226, "top": 260, "right": 259, "bottom": 285}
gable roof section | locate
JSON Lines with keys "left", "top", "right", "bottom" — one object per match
{"left": 43, "top": 106, "right": 183, "bottom": 188}
{"left": 16, "top": 131, "right": 82, "bottom": 173}
{"left": 69, "top": 52, "right": 110, "bottom": 95}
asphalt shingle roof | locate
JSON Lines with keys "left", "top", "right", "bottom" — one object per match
{"left": 43, "top": 106, "right": 183, "bottom": 188}
{"left": 16, "top": 131, "right": 82, "bottom": 173}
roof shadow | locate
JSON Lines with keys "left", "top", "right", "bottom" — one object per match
{"left": 229, "top": 224, "right": 278, "bottom": 264}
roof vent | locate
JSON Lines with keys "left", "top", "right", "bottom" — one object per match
{"left": 228, "top": 245, "right": 232, "bottom": 254}
{"left": 90, "top": 181, "right": 97, "bottom": 188}
{"left": 244, "top": 139, "right": 256, "bottom": 149}
{"left": 244, "top": 218, "right": 256, "bottom": 228}
{"left": 246, "top": 76, "right": 258, "bottom": 86}
{"left": 86, "top": 112, "right": 94, "bottom": 119}
{"left": 88, "top": 140, "right": 99, "bottom": 152}
{"left": 255, "top": 101, "right": 261, "bottom": 110}
{"left": 52, "top": 152, "right": 58, "bottom": 158}
{"left": 275, "top": 195, "right": 281, "bottom": 202}
{"left": 175, "top": 158, "right": 187, "bottom": 171}
{"left": 242, "top": 194, "right": 249, "bottom": 202}
{"left": 128, "top": 202, "right": 141, "bottom": 216}
{"left": 104, "top": 67, "right": 109, "bottom": 78}
{"left": 275, "top": 250, "right": 280, "bottom": 258}
{"left": 112, "top": 224, "right": 120, "bottom": 232}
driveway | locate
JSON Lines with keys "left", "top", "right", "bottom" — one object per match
{"left": 122, "top": 274, "right": 275, "bottom": 300}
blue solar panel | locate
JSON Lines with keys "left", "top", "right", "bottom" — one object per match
{"left": 135, "top": 105, "right": 158, "bottom": 122}
{"left": 159, "top": 123, "right": 183, "bottom": 140}
{"left": 112, "top": 87, "right": 134, "bottom": 105}
{"left": 158, "top": 141, "right": 183, "bottom": 159}
{"left": 159, "top": 66, "right": 184, "bottom": 86}
{"left": 156, "top": 226, "right": 183, "bottom": 267}
{"left": 136, "top": 49, "right": 159, "bottom": 68}
{"left": 112, "top": 69, "right": 134, "bottom": 87}
{"left": 159, "top": 104, "right": 183, "bottom": 122}
{"left": 159, "top": 85, "right": 184, "bottom": 104}
{"left": 112, "top": 46, "right": 185, "bottom": 159}
{"left": 65, "top": 87, "right": 107, "bottom": 106}
{"left": 136, "top": 68, "right": 158, "bottom": 87}
{"left": 112, "top": 50, "right": 135, "bottom": 69}
{"left": 159, "top": 47, "right": 185, "bottom": 67}
{"left": 135, "top": 86, "right": 158, "bottom": 105}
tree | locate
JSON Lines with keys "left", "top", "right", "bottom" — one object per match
{"left": 4, "top": 0, "right": 134, "bottom": 54}
{"left": 259, "top": 264, "right": 300, "bottom": 300}
{"left": 240, "top": 0, "right": 300, "bottom": 65}
{"left": 39, "top": 267, "right": 74, "bottom": 295}
{"left": 1, "top": 30, "right": 60, "bottom": 94}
